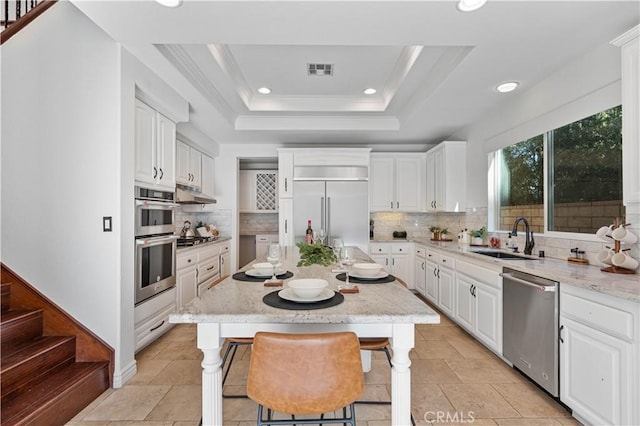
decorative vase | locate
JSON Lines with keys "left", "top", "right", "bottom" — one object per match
{"left": 472, "top": 237, "right": 484, "bottom": 246}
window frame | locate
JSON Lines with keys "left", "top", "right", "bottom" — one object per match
{"left": 488, "top": 115, "right": 623, "bottom": 243}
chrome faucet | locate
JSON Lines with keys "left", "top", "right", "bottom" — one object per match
{"left": 512, "top": 216, "right": 535, "bottom": 255}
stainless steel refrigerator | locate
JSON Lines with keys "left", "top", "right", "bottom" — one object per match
{"left": 293, "top": 166, "right": 369, "bottom": 252}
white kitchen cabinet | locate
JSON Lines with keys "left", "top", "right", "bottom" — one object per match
{"left": 239, "top": 170, "right": 278, "bottom": 213}
{"left": 560, "top": 284, "right": 639, "bottom": 426}
{"left": 201, "top": 153, "right": 215, "bottom": 199}
{"left": 176, "top": 249, "right": 198, "bottom": 309}
{"left": 370, "top": 154, "right": 425, "bottom": 212}
{"left": 134, "top": 99, "right": 176, "bottom": 191}
{"left": 278, "top": 150, "right": 294, "bottom": 199}
{"left": 426, "top": 141, "right": 466, "bottom": 212}
{"left": 422, "top": 249, "right": 455, "bottom": 317}
{"left": 414, "top": 245, "right": 427, "bottom": 295}
{"left": 437, "top": 257, "right": 455, "bottom": 318}
{"left": 369, "top": 242, "right": 412, "bottom": 286}
{"left": 424, "top": 250, "right": 439, "bottom": 304}
{"left": 453, "top": 259, "right": 502, "bottom": 354}
{"left": 176, "top": 140, "right": 202, "bottom": 189}
{"left": 219, "top": 242, "right": 231, "bottom": 278}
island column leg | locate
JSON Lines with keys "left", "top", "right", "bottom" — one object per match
{"left": 390, "top": 323, "right": 415, "bottom": 426}
{"left": 198, "top": 323, "right": 222, "bottom": 426}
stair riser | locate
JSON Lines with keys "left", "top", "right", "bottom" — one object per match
{"left": 1, "top": 337, "right": 76, "bottom": 399}
{"left": 1, "top": 311, "right": 43, "bottom": 351}
{"left": 2, "top": 363, "right": 109, "bottom": 426}
{"left": 1, "top": 283, "right": 10, "bottom": 313}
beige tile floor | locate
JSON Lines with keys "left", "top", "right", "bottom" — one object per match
{"left": 68, "top": 304, "right": 578, "bottom": 426}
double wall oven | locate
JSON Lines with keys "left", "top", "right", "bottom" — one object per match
{"left": 135, "top": 186, "right": 179, "bottom": 305}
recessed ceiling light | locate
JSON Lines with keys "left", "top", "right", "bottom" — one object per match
{"left": 457, "top": 0, "right": 488, "bottom": 12}
{"left": 496, "top": 82, "right": 519, "bottom": 93}
{"left": 257, "top": 87, "right": 271, "bottom": 95}
{"left": 363, "top": 88, "right": 377, "bottom": 95}
{"left": 155, "top": 0, "right": 182, "bottom": 7}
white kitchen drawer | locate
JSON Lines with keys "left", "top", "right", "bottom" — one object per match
{"left": 200, "top": 244, "right": 220, "bottom": 261}
{"left": 219, "top": 241, "right": 231, "bottom": 253}
{"left": 425, "top": 248, "right": 438, "bottom": 261}
{"left": 177, "top": 251, "right": 198, "bottom": 270}
{"left": 392, "top": 243, "right": 410, "bottom": 254}
{"left": 370, "top": 243, "right": 391, "bottom": 255}
{"left": 561, "top": 288, "right": 635, "bottom": 341}
{"left": 198, "top": 257, "right": 219, "bottom": 283}
{"left": 456, "top": 259, "right": 500, "bottom": 287}
{"left": 135, "top": 302, "right": 175, "bottom": 352}
{"left": 415, "top": 246, "right": 426, "bottom": 258}
{"left": 439, "top": 254, "right": 456, "bottom": 269}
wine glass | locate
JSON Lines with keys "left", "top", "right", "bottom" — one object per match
{"left": 316, "top": 229, "right": 326, "bottom": 246}
{"left": 340, "top": 247, "right": 356, "bottom": 288}
{"left": 267, "top": 243, "right": 281, "bottom": 281}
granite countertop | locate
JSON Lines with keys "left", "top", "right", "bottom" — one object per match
{"left": 239, "top": 230, "right": 278, "bottom": 236}
{"left": 412, "top": 238, "right": 640, "bottom": 303}
{"left": 170, "top": 246, "right": 440, "bottom": 324}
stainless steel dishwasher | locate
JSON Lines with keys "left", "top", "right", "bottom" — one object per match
{"left": 502, "top": 268, "right": 559, "bottom": 397}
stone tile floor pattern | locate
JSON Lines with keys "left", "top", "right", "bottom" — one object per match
{"left": 68, "top": 303, "right": 578, "bottom": 426}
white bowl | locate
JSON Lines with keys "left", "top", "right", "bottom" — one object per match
{"left": 252, "top": 262, "right": 279, "bottom": 275}
{"left": 351, "top": 263, "right": 383, "bottom": 278}
{"left": 287, "top": 279, "right": 329, "bottom": 299}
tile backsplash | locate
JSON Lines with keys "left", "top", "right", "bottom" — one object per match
{"left": 370, "top": 208, "right": 640, "bottom": 266}
{"left": 175, "top": 208, "right": 232, "bottom": 237}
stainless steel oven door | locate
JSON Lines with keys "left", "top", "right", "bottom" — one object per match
{"left": 135, "top": 234, "right": 177, "bottom": 305}
{"left": 135, "top": 199, "right": 178, "bottom": 236}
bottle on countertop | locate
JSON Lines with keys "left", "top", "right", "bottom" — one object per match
{"left": 506, "top": 232, "right": 513, "bottom": 249}
{"left": 305, "top": 220, "right": 313, "bottom": 244}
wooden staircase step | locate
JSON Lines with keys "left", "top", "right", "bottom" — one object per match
{"left": 1, "top": 283, "right": 10, "bottom": 313}
{"left": 1, "top": 335, "right": 76, "bottom": 398}
{"left": 1, "top": 361, "right": 110, "bottom": 426}
{"left": 1, "top": 309, "right": 43, "bottom": 351}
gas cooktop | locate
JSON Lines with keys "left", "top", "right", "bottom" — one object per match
{"left": 177, "top": 236, "right": 219, "bottom": 247}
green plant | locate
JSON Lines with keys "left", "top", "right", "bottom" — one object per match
{"left": 429, "top": 225, "right": 441, "bottom": 232}
{"left": 470, "top": 226, "right": 488, "bottom": 239}
{"left": 296, "top": 242, "right": 337, "bottom": 267}
{"left": 441, "top": 228, "right": 449, "bottom": 235}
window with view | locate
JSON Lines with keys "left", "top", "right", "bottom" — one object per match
{"left": 492, "top": 105, "right": 624, "bottom": 235}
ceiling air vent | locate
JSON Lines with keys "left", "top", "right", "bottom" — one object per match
{"left": 307, "top": 63, "right": 333, "bottom": 76}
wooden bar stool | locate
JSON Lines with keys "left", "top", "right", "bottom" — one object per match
{"left": 247, "top": 331, "right": 365, "bottom": 425}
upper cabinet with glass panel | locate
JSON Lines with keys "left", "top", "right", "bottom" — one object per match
{"left": 490, "top": 105, "right": 624, "bottom": 236}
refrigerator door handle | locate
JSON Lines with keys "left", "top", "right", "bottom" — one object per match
{"left": 321, "top": 197, "right": 325, "bottom": 231}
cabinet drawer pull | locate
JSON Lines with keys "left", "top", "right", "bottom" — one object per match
{"left": 150, "top": 320, "right": 165, "bottom": 332}
{"left": 206, "top": 266, "right": 215, "bottom": 271}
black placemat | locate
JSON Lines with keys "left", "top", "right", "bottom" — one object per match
{"left": 232, "top": 271, "right": 293, "bottom": 282}
{"left": 262, "top": 290, "right": 344, "bottom": 310}
{"left": 335, "top": 272, "right": 395, "bottom": 284}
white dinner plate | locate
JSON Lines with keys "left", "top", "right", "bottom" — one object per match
{"left": 245, "top": 269, "right": 287, "bottom": 277}
{"left": 278, "top": 288, "right": 335, "bottom": 303}
{"left": 348, "top": 270, "right": 389, "bottom": 280}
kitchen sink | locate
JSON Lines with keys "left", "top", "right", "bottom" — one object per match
{"left": 473, "top": 250, "right": 534, "bottom": 260}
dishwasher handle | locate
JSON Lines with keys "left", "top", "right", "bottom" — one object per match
{"left": 500, "top": 272, "right": 557, "bottom": 292}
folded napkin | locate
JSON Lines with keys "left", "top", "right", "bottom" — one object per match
{"left": 264, "top": 280, "right": 284, "bottom": 287}
{"left": 338, "top": 285, "right": 359, "bottom": 294}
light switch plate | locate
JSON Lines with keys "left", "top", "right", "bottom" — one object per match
{"left": 103, "top": 216, "right": 112, "bottom": 232}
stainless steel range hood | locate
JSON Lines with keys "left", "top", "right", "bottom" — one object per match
{"left": 175, "top": 184, "right": 217, "bottom": 204}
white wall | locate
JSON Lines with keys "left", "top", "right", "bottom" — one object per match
{"left": 1, "top": 0, "right": 121, "bottom": 367}
{"left": 456, "top": 41, "right": 623, "bottom": 209}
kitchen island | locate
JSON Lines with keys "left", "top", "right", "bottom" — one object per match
{"left": 170, "top": 246, "right": 440, "bottom": 426}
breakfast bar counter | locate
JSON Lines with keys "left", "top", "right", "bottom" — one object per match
{"left": 170, "top": 246, "right": 440, "bottom": 426}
